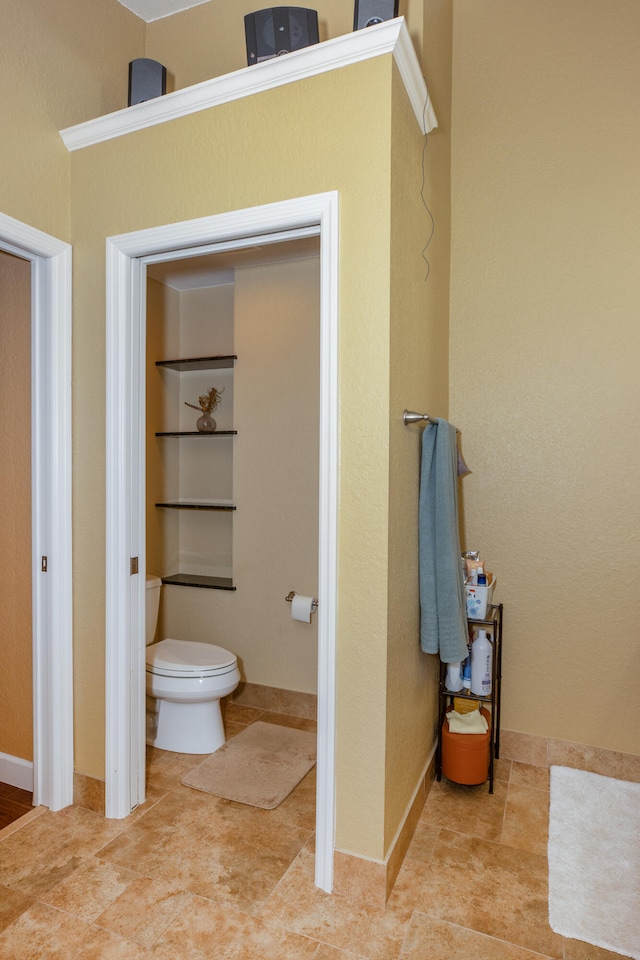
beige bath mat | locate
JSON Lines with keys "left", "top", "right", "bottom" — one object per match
{"left": 181, "top": 721, "right": 316, "bottom": 809}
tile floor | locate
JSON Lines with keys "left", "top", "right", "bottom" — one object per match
{"left": 0, "top": 705, "right": 627, "bottom": 959}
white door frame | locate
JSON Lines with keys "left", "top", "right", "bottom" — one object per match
{"left": 0, "top": 212, "right": 74, "bottom": 811}
{"left": 105, "top": 192, "right": 339, "bottom": 892}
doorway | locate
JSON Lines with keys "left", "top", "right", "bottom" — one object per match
{"left": 105, "top": 192, "right": 338, "bottom": 892}
{"left": 145, "top": 239, "right": 321, "bottom": 689}
{"left": 0, "top": 250, "right": 32, "bottom": 808}
{"left": 0, "top": 211, "right": 73, "bottom": 812}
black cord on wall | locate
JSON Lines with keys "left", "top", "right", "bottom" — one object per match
{"left": 420, "top": 86, "right": 435, "bottom": 282}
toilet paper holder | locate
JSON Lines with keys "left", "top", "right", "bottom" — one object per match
{"left": 285, "top": 591, "right": 318, "bottom": 614}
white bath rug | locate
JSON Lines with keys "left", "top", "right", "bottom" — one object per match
{"left": 548, "top": 765, "right": 640, "bottom": 959}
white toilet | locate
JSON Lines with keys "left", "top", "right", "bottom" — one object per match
{"left": 145, "top": 575, "right": 241, "bottom": 754}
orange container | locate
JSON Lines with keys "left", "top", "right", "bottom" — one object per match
{"left": 441, "top": 707, "right": 490, "bottom": 785}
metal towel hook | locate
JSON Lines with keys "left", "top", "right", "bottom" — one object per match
{"left": 403, "top": 409, "right": 434, "bottom": 425}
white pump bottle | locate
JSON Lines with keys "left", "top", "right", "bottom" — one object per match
{"left": 470, "top": 629, "right": 492, "bottom": 696}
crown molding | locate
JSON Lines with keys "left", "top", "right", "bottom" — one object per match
{"left": 60, "top": 17, "right": 436, "bottom": 152}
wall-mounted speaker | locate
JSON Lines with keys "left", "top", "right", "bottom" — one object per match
{"left": 353, "top": 0, "right": 399, "bottom": 31}
{"left": 128, "top": 58, "right": 167, "bottom": 106}
{"left": 244, "top": 8, "right": 319, "bottom": 65}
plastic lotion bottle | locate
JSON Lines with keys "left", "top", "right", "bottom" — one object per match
{"left": 462, "top": 655, "right": 472, "bottom": 690}
{"left": 446, "top": 662, "right": 464, "bottom": 692}
{"left": 471, "top": 629, "right": 492, "bottom": 696}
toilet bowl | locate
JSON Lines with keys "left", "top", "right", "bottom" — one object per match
{"left": 145, "top": 576, "right": 240, "bottom": 754}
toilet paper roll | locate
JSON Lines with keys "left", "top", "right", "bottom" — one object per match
{"left": 291, "top": 594, "right": 315, "bottom": 622}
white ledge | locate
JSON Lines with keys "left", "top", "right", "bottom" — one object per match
{"left": 60, "top": 18, "right": 436, "bottom": 151}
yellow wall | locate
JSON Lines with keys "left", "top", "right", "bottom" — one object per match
{"left": 0, "top": 0, "right": 144, "bottom": 239}
{"left": 0, "top": 0, "right": 446, "bottom": 865}
{"left": 0, "top": 0, "right": 144, "bottom": 773}
{"left": 384, "top": 0, "right": 453, "bottom": 844}
{"left": 0, "top": 252, "right": 32, "bottom": 762}
{"left": 8, "top": 0, "right": 637, "bottom": 877}
{"left": 70, "top": 57, "right": 406, "bottom": 858}
{"left": 450, "top": 0, "right": 640, "bottom": 756}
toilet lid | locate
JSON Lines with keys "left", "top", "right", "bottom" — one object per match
{"left": 146, "top": 638, "right": 237, "bottom": 677}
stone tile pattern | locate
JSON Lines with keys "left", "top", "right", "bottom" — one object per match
{"left": 0, "top": 705, "right": 629, "bottom": 959}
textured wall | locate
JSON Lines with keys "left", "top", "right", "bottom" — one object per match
{"left": 0, "top": 0, "right": 144, "bottom": 775}
{"left": 69, "top": 57, "right": 402, "bottom": 858}
{"left": 0, "top": 0, "right": 144, "bottom": 238}
{"left": 384, "top": 43, "right": 452, "bottom": 849}
{"left": 450, "top": 0, "right": 640, "bottom": 756}
{"left": 0, "top": 252, "right": 32, "bottom": 761}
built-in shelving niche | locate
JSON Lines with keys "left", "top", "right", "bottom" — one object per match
{"left": 155, "top": 354, "right": 237, "bottom": 590}
{"left": 161, "top": 573, "right": 237, "bottom": 591}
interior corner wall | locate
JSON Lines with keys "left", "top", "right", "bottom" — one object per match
{"left": 69, "top": 57, "right": 398, "bottom": 858}
{"left": 449, "top": 0, "right": 640, "bottom": 757}
{"left": 0, "top": 0, "right": 145, "bottom": 238}
{"left": 0, "top": 252, "right": 33, "bottom": 763}
{"left": 384, "top": 17, "right": 452, "bottom": 849}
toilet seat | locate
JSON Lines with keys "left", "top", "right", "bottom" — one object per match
{"left": 146, "top": 638, "right": 238, "bottom": 678}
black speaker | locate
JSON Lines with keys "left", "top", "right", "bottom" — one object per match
{"left": 353, "top": 0, "right": 398, "bottom": 30}
{"left": 128, "top": 58, "right": 167, "bottom": 106}
{"left": 244, "top": 8, "right": 319, "bottom": 65}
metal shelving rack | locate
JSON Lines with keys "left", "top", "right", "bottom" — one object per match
{"left": 436, "top": 603, "right": 503, "bottom": 793}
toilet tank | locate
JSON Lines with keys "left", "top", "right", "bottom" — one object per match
{"left": 145, "top": 575, "right": 162, "bottom": 646}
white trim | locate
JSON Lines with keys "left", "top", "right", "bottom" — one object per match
{"left": 60, "top": 18, "right": 436, "bottom": 152}
{"left": 0, "top": 212, "right": 73, "bottom": 812}
{"left": 0, "top": 753, "right": 34, "bottom": 792}
{"left": 314, "top": 195, "right": 339, "bottom": 893}
{"left": 104, "top": 242, "right": 136, "bottom": 819}
{"left": 105, "top": 193, "right": 338, "bottom": 893}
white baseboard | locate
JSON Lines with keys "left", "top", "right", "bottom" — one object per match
{"left": 0, "top": 753, "right": 34, "bottom": 791}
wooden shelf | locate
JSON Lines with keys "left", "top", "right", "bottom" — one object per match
{"left": 161, "top": 573, "right": 236, "bottom": 590}
{"left": 156, "top": 355, "right": 236, "bottom": 371}
{"left": 155, "top": 430, "right": 237, "bottom": 437}
{"left": 155, "top": 500, "right": 235, "bottom": 511}
{"left": 155, "top": 354, "right": 237, "bottom": 590}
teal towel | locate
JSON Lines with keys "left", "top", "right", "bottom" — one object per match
{"left": 419, "top": 418, "right": 469, "bottom": 663}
